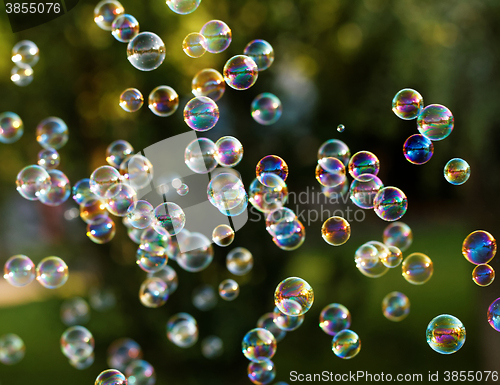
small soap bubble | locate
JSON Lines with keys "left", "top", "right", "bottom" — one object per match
{"left": 0, "top": 112, "right": 23, "bottom": 144}
{"left": 227, "top": 247, "right": 253, "bottom": 275}
{"left": 127, "top": 32, "right": 166, "bottom": 71}
{"left": 112, "top": 14, "right": 139, "bottom": 43}
{"left": 120, "top": 154, "right": 153, "bottom": 190}
{"left": 257, "top": 313, "right": 286, "bottom": 342}
{"left": 274, "top": 277, "right": 314, "bottom": 316}
{"left": 148, "top": 86, "right": 179, "bottom": 117}
{"left": 39, "top": 169, "right": 71, "bottom": 206}
{"left": 37, "top": 148, "right": 60, "bottom": 169}
{"left": 373, "top": 186, "right": 408, "bottom": 222}
{"left": 60, "top": 326, "right": 94, "bottom": 360}
{"left": 402, "top": 252, "right": 433, "bottom": 285}
{"left": 36, "top": 256, "right": 68, "bottom": 289}
{"left": 417, "top": 104, "right": 454, "bottom": 141}
{"left": 383, "top": 222, "right": 412, "bottom": 251}
{"left": 73, "top": 178, "right": 94, "bottom": 205}
{"left": 242, "top": 328, "right": 277, "bottom": 362}
{"left": 192, "top": 284, "right": 217, "bottom": 311}
{"left": 12, "top": 40, "right": 39, "bottom": 66}
{"left": 136, "top": 242, "right": 167, "bottom": 273}
{"left": 272, "top": 218, "right": 306, "bottom": 251}
{"left": 223, "top": 55, "right": 258, "bottom": 90}
{"left": 244, "top": 40, "right": 274, "bottom": 71}
{"left": 219, "top": 279, "right": 239, "bottom": 301}
{"left": 125, "top": 360, "right": 155, "bottom": 385}
{"left": 61, "top": 297, "right": 90, "bottom": 326}
{"left": 266, "top": 207, "right": 296, "bottom": 237}
{"left": 94, "top": 0, "right": 124, "bottom": 30}
{"left": 462, "top": 230, "right": 496, "bottom": 265}
{"left": 80, "top": 198, "right": 108, "bottom": 224}
{"left": 119, "top": 88, "right": 144, "bottom": 113}
{"left": 403, "top": 134, "right": 434, "bottom": 165}
{"left": 349, "top": 174, "right": 383, "bottom": 209}
{"left": 319, "top": 303, "right": 351, "bottom": 336}
{"left": 248, "top": 359, "right": 276, "bottom": 385}
{"left": 107, "top": 140, "right": 134, "bottom": 168}
{"left": 139, "top": 277, "right": 168, "bottom": 308}
{"left": 201, "top": 336, "right": 224, "bottom": 359}
{"left": 192, "top": 68, "right": 225, "bottom": 101}
{"left": 182, "top": 33, "right": 207, "bottom": 58}
{"left": 248, "top": 177, "right": 288, "bottom": 213}
{"left": 127, "top": 200, "right": 153, "bottom": 229}
{"left": 212, "top": 224, "right": 235, "bottom": 247}
{"left": 316, "top": 160, "right": 346, "bottom": 188}
{"left": 148, "top": 265, "right": 178, "bottom": 295}
{"left": 90, "top": 165, "right": 121, "bottom": 198}
{"left": 36, "top": 117, "right": 68, "bottom": 149}
{"left": 472, "top": 264, "right": 495, "bottom": 287}
{"left": 337, "top": 124, "right": 345, "bottom": 132}
{"left": 208, "top": 173, "right": 247, "bottom": 212}
{"left": 105, "top": 183, "right": 137, "bottom": 217}
{"left": 256, "top": 155, "right": 288, "bottom": 183}
{"left": 177, "top": 184, "right": 189, "bottom": 196}
{"left": 152, "top": 202, "right": 185, "bottom": 236}
{"left": 318, "top": 139, "right": 351, "bottom": 166}
{"left": 166, "top": 313, "right": 198, "bottom": 348}
{"left": 95, "top": 369, "right": 128, "bottom": 385}
{"left": 488, "top": 298, "right": 500, "bottom": 332}
{"left": 251, "top": 93, "right": 282, "bottom": 125}
{"left": 215, "top": 136, "right": 243, "bottom": 167}
{"left": 0, "top": 334, "right": 25, "bottom": 365}
{"left": 3, "top": 255, "right": 35, "bottom": 287}
{"left": 273, "top": 307, "right": 304, "bottom": 332}
{"left": 177, "top": 232, "right": 214, "bottom": 272}
{"left": 184, "top": 96, "right": 219, "bottom": 131}
{"left": 382, "top": 292, "right": 410, "bottom": 322}
{"left": 348, "top": 151, "right": 380, "bottom": 181}
{"left": 332, "top": 330, "right": 360, "bottom": 359}
{"left": 426, "top": 314, "right": 465, "bottom": 354}
{"left": 107, "top": 338, "right": 142, "bottom": 371}
{"left": 167, "top": 0, "right": 201, "bottom": 14}
{"left": 200, "top": 20, "right": 231, "bottom": 53}
{"left": 444, "top": 158, "right": 470, "bottom": 185}
{"left": 11, "top": 64, "right": 33, "bottom": 87}
{"left": 321, "top": 216, "right": 351, "bottom": 246}
{"left": 381, "top": 246, "right": 403, "bottom": 268}
{"left": 392, "top": 88, "right": 423, "bottom": 120}
{"left": 87, "top": 217, "right": 116, "bottom": 244}
{"left": 184, "top": 137, "right": 218, "bottom": 174}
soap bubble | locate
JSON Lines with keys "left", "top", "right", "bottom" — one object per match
{"left": 348, "top": 151, "right": 380, "bottom": 181}
{"left": 373, "top": 186, "right": 408, "bottom": 222}
{"left": 444, "top": 158, "right": 470, "bottom": 185}
{"left": 462, "top": 230, "right": 496, "bottom": 265}
{"left": 392, "top": 88, "right": 423, "bottom": 120}
{"left": 136, "top": 242, "right": 167, "bottom": 273}
{"left": 61, "top": 297, "right": 90, "bottom": 326}
{"left": 248, "top": 359, "right": 276, "bottom": 385}
{"left": 319, "top": 303, "right": 351, "bottom": 336}
{"left": 125, "top": 360, "right": 155, "bottom": 385}
{"left": 0, "top": 112, "right": 23, "bottom": 144}
{"left": 251, "top": 93, "right": 282, "bottom": 125}
{"left": 107, "top": 338, "right": 142, "bottom": 371}
{"left": 426, "top": 314, "right": 465, "bottom": 354}
{"left": 256, "top": 155, "right": 288, "bottom": 183}
{"left": 120, "top": 154, "right": 153, "bottom": 190}
{"left": 219, "top": 279, "right": 239, "bottom": 301}
{"left": 60, "top": 326, "right": 94, "bottom": 360}
{"left": 184, "top": 96, "right": 219, "bottom": 131}
{"left": 227, "top": 247, "right": 253, "bottom": 275}
{"left": 244, "top": 40, "right": 274, "bottom": 71}
{"left": 273, "top": 307, "right": 304, "bottom": 332}
{"left": 148, "top": 86, "right": 179, "bottom": 117}
{"left": 200, "top": 20, "right": 231, "bottom": 53}
{"left": 192, "top": 284, "right": 218, "bottom": 311}
{"left": 106, "top": 140, "right": 134, "bottom": 168}
{"left": 12, "top": 40, "right": 39, "bottom": 66}
{"left": 215, "top": 136, "right": 243, "bottom": 167}
{"left": 402, "top": 252, "right": 433, "bottom": 285}
{"left": 487, "top": 298, "right": 500, "bottom": 332}
{"left": 36, "top": 117, "right": 68, "bottom": 149}
{"left": 37, "top": 148, "right": 60, "bottom": 169}
{"left": 355, "top": 241, "right": 389, "bottom": 278}
{"left": 242, "top": 328, "right": 277, "bottom": 362}
{"left": 349, "top": 174, "right": 383, "bottom": 209}
{"left": 208, "top": 173, "right": 247, "bottom": 211}
{"left": 403, "top": 134, "right": 434, "bottom": 165}
{"left": 73, "top": 179, "right": 94, "bottom": 205}
{"left": 182, "top": 33, "right": 207, "bottom": 58}
{"left": 472, "top": 264, "right": 495, "bottom": 287}
{"left": 248, "top": 177, "right": 288, "bottom": 213}
{"left": 266, "top": 207, "right": 297, "bottom": 237}
{"left": 148, "top": 265, "right": 178, "bottom": 295}
{"left": 11, "top": 64, "right": 33, "bottom": 86}
{"left": 94, "top": 0, "right": 124, "bottom": 30}
{"left": 127, "top": 32, "right": 165, "bottom": 71}
{"left": 152, "top": 202, "right": 185, "bottom": 236}
{"left": 201, "top": 336, "right": 224, "bottom": 359}
{"left": 167, "top": 0, "right": 201, "bottom": 14}
{"left": 383, "top": 222, "right": 412, "bottom": 251}
{"left": 166, "top": 313, "right": 198, "bottom": 348}
{"left": 321, "top": 216, "right": 351, "bottom": 246}
{"left": 257, "top": 313, "right": 286, "bottom": 342}
{"left": 192, "top": 69, "right": 225, "bottom": 101}
{"left": 90, "top": 165, "right": 121, "bottom": 198}
{"left": 112, "top": 14, "right": 139, "bottom": 42}
{"left": 176, "top": 232, "right": 214, "bottom": 272}
{"left": 177, "top": 184, "right": 189, "bottom": 196}
{"left": 139, "top": 277, "right": 168, "bottom": 308}
{"left": 69, "top": 352, "right": 94, "bottom": 370}
{"left": 39, "top": 169, "right": 71, "bottom": 206}
{"left": 274, "top": 277, "right": 314, "bottom": 316}
{"left": 95, "top": 369, "right": 128, "bottom": 385}
{"left": 417, "top": 104, "right": 454, "bottom": 141}
{"left": 332, "top": 330, "right": 360, "bottom": 359}
{"left": 272, "top": 218, "right": 306, "bottom": 251}
{"left": 0, "top": 334, "right": 25, "bottom": 365}
{"left": 184, "top": 137, "right": 218, "bottom": 174}
{"left": 223, "top": 55, "right": 258, "bottom": 90}
{"left": 316, "top": 160, "right": 346, "bottom": 188}
{"left": 337, "top": 124, "right": 345, "bottom": 133}
{"left": 380, "top": 246, "right": 403, "bottom": 268}
{"left": 127, "top": 200, "right": 153, "bottom": 229}
{"left": 382, "top": 292, "right": 410, "bottom": 322}
{"left": 87, "top": 217, "right": 116, "bottom": 244}
{"left": 318, "top": 139, "right": 351, "bottom": 166}
{"left": 80, "top": 198, "right": 108, "bottom": 224}
{"left": 212, "top": 224, "right": 235, "bottom": 247}
{"left": 3, "top": 255, "right": 35, "bottom": 287}
{"left": 119, "top": 88, "right": 144, "bottom": 112}
{"left": 105, "top": 183, "right": 137, "bottom": 217}
{"left": 36, "top": 256, "right": 68, "bottom": 289}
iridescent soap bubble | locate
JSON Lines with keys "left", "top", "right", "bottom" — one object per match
{"left": 105, "top": 183, "right": 137, "bottom": 217}
{"left": 148, "top": 86, "right": 179, "bottom": 117}
{"left": 244, "top": 40, "right": 274, "bottom": 71}
{"left": 166, "top": 313, "right": 198, "bottom": 348}
{"left": 316, "top": 161, "right": 346, "bottom": 188}
{"left": 87, "top": 217, "right": 116, "bottom": 244}
{"left": 36, "top": 117, "right": 68, "bottom": 149}
{"left": 383, "top": 222, "right": 412, "bottom": 251}
{"left": 337, "top": 124, "right": 345, "bottom": 133}
{"left": 39, "top": 169, "right": 71, "bottom": 206}
{"left": 107, "top": 140, "right": 134, "bottom": 168}
{"left": 95, "top": 369, "right": 128, "bottom": 385}
{"left": 382, "top": 292, "right": 410, "bottom": 322}
{"left": 348, "top": 151, "right": 380, "bottom": 181}
{"left": 256, "top": 155, "right": 288, "bottom": 183}
{"left": 249, "top": 177, "right": 288, "bottom": 213}
{"left": 0, "top": 112, "right": 23, "bottom": 144}
{"left": 90, "top": 165, "right": 121, "bottom": 198}
{"left": 12, "top": 40, "right": 39, "bottom": 66}
{"left": 318, "top": 139, "right": 351, "bottom": 166}
{"left": 148, "top": 265, "right": 178, "bottom": 295}
{"left": 215, "top": 136, "right": 243, "bottom": 167}
{"left": 462, "top": 230, "right": 496, "bottom": 265}
{"left": 321, "top": 216, "right": 351, "bottom": 246}
{"left": 332, "top": 330, "right": 360, "bottom": 359}
{"left": 192, "top": 69, "right": 225, "bottom": 101}
{"left": 444, "top": 158, "right": 470, "bottom": 185}
{"left": 212, "top": 224, "right": 235, "bottom": 247}
{"left": 152, "top": 202, "right": 185, "bottom": 236}
{"left": 184, "top": 137, "right": 218, "bottom": 174}
{"left": 60, "top": 326, "right": 94, "bottom": 360}
{"left": 251, "top": 93, "right": 282, "bottom": 125}
{"left": 177, "top": 184, "right": 189, "bottom": 196}
{"left": 403, "top": 134, "right": 434, "bottom": 165}
{"left": 266, "top": 207, "right": 296, "bottom": 237}
{"left": 417, "top": 104, "right": 454, "bottom": 141}
{"left": 200, "top": 20, "right": 231, "bottom": 53}
{"left": 274, "top": 277, "right": 314, "bottom": 316}
{"left": 139, "top": 277, "right": 168, "bottom": 308}
{"left": 136, "top": 243, "right": 167, "bottom": 273}
{"left": 11, "top": 64, "right": 33, "bottom": 86}
{"left": 380, "top": 246, "right": 403, "bottom": 268}
{"left": 349, "top": 174, "right": 383, "bottom": 209}
{"left": 355, "top": 241, "right": 389, "bottom": 278}
{"left": 319, "top": 303, "right": 351, "bottom": 336}
{"left": 426, "top": 314, "right": 465, "bottom": 354}
{"left": 488, "top": 298, "right": 500, "bottom": 332}
{"left": 219, "top": 279, "right": 239, "bottom": 301}
{"left": 208, "top": 173, "right": 247, "bottom": 211}
{"left": 37, "top": 148, "right": 60, "bottom": 169}
{"left": 119, "top": 88, "right": 144, "bottom": 112}
{"left": 392, "top": 88, "right": 423, "bottom": 120}
{"left": 167, "top": 0, "right": 200, "bottom": 14}
{"left": 273, "top": 307, "right": 304, "bottom": 332}
{"left": 127, "top": 200, "right": 153, "bottom": 229}
{"left": 125, "top": 360, "right": 155, "bottom": 385}
{"left": 257, "top": 313, "right": 286, "bottom": 342}
{"left": 176, "top": 232, "right": 214, "bottom": 272}
{"left": 242, "top": 328, "right": 277, "bottom": 362}
{"left": 80, "top": 198, "right": 108, "bottom": 224}
{"left": 120, "top": 154, "right": 153, "bottom": 190}
{"left": 36, "top": 256, "right": 68, "bottom": 289}
{"left": 184, "top": 96, "right": 219, "bottom": 131}
{"left": 0, "top": 334, "right": 25, "bottom": 365}
{"left": 402, "top": 252, "right": 433, "bottom": 285}
{"left": 127, "top": 32, "right": 166, "bottom": 71}
{"left": 192, "top": 284, "right": 218, "bottom": 311}
{"left": 182, "top": 33, "right": 207, "bottom": 58}
{"left": 373, "top": 186, "right": 408, "bottom": 221}
{"left": 472, "top": 264, "right": 495, "bottom": 287}
{"left": 223, "top": 55, "right": 258, "bottom": 90}
{"left": 272, "top": 219, "right": 306, "bottom": 251}
{"left": 227, "top": 247, "right": 253, "bottom": 275}
{"left": 73, "top": 179, "right": 94, "bottom": 205}
{"left": 112, "top": 14, "right": 139, "bottom": 43}
{"left": 248, "top": 359, "right": 276, "bottom": 385}
{"left": 108, "top": 338, "right": 142, "bottom": 371}
{"left": 201, "top": 336, "right": 224, "bottom": 359}
{"left": 94, "top": 0, "right": 124, "bottom": 30}
{"left": 4, "top": 255, "right": 35, "bottom": 287}
{"left": 61, "top": 297, "right": 90, "bottom": 326}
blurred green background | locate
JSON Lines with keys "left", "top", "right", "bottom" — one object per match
{"left": 1, "top": 0, "right": 500, "bottom": 383}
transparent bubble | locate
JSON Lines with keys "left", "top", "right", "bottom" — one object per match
{"left": 119, "top": 88, "right": 144, "bottom": 113}
{"left": 69, "top": 352, "right": 94, "bottom": 370}
{"left": 248, "top": 177, "right": 288, "bottom": 213}
{"left": 166, "top": 313, "right": 198, "bottom": 348}
{"left": 36, "top": 256, "right": 68, "bottom": 289}
{"left": 120, "top": 154, "right": 153, "bottom": 190}
{"left": 355, "top": 244, "right": 379, "bottom": 270}
{"left": 61, "top": 297, "right": 90, "bottom": 326}
{"left": 332, "top": 330, "right": 360, "bottom": 359}
{"left": 402, "top": 252, "right": 433, "bottom": 285}
{"left": 192, "top": 68, "right": 225, "bottom": 101}
{"left": 426, "top": 314, "right": 465, "bottom": 354}
{"left": 272, "top": 218, "right": 306, "bottom": 251}
{"left": 127, "top": 200, "right": 153, "bottom": 229}
{"left": 176, "top": 232, "right": 214, "bottom": 272}
{"left": 226, "top": 247, "right": 253, "bottom": 275}
{"left": 256, "top": 155, "right": 288, "bottom": 183}
{"left": 125, "top": 360, "right": 155, "bottom": 385}
{"left": 223, "top": 55, "right": 258, "bottom": 90}
{"left": 242, "top": 328, "right": 277, "bottom": 362}
{"left": 200, "top": 20, "right": 231, "bottom": 53}
{"left": 80, "top": 197, "right": 108, "bottom": 224}
{"left": 37, "top": 148, "right": 60, "bottom": 169}
{"left": 11, "top": 64, "right": 33, "bottom": 86}
{"left": 192, "top": 284, "right": 218, "bottom": 311}
{"left": 167, "top": 0, "right": 200, "bottom": 14}
{"left": 208, "top": 173, "right": 247, "bottom": 211}
{"left": 381, "top": 246, "right": 403, "bottom": 268}
{"left": 244, "top": 40, "right": 274, "bottom": 71}
{"left": 382, "top": 291, "right": 410, "bottom": 322}
{"left": 95, "top": 369, "right": 128, "bottom": 385}
{"left": 182, "top": 32, "right": 207, "bottom": 58}
{"left": 337, "top": 124, "right": 345, "bottom": 133}
{"left": 321, "top": 216, "right": 351, "bottom": 246}
{"left": 105, "top": 183, "right": 137, "bottom": 217}
{"left": 94, "top": 0, "right": 124, "bottom": 30}
{"left": 0, "top": 334, "right": 25, "bottom": 365}
{"left": 107, "top": 338, "right": 142, "bottom": 371}
{"left": 417, "top": 104, "right": 454, "bottom": 141}
{"left": 355, "top": 241, "right": 389, "bottom": 278}
{"left": 266, "top": 207, "right": 297, "bottom": 237}
{"left": 444, "top": 158, "right": 470, "bottom": 185}
{"left": 462, "top": 230, "right": 496, "bottom": 265}
{"left": 36, "top": 117, "right": 68, "bottom": 149}
{"left": 177, "top": 184, "right": 189, "bottom": 196}
{"left": 273, "top": 307, "right": 304, "bottom": 332}
{"left": 212, "top": 224, "right": 235, "bottom": 247}
{"left": 274, "top": 277, "right": 314, "bottom": 316}
{"left": 319, "top": 303, "right": 351, "bottom": 336}
{"left": 403, "top": 134, "right": 434, "bottom": 165}
{"left": 472, "top": 264, "right": 495, "bottom": 287}
{"left": 392, "top": 88, "right": 423, "bottom": 120}
{"left": 148, "top": 86, "right": 179, "bottom": 117}
{"left": 87, "top": 217, "right": 116, "bottom": 244}
{"left": 0, "top": 112, "right": 23, "bottom": 144}
{"left": 373, "top": 186, "right": 408, "bottom": 221}
{"left": 248, "top": 358, "right": 276, "bottom": 385}
{"left": 201, "top": 336, "right": 224, "bottom": 359}
{"left": 348, "top": 151, "right": 380, "bottom": 181}
{"left": 219, "top": 279, "right": 239, "bottom": 301}
{"left": 184, "top": 96, "right": 219, "bottom": 131}
{"left": 148, "top": 265, "right": 178, "bottom": 295}
{"left": 251, "top": 93, "right": 282, "bottom": 125}
{"left": 383, "top": 222, "right": 412, "bottom": 251}
{"left": 316, "top": 160, "right": 346, "bottom": 188}
{"left": 3, "top": 255, "right": 35, "bottom": 287}
{"left": 90, "top": 165, "right": 121, "bottom": 198}
{"left": 12, "top": 40, "right": 39, "bottom": 66}
{"left": 73, "top": 179, "right": 94, "bottom": 205}
{"left": 136, "top": 242, "right": 167, "bottom": 273}
{"left": 257, "top": 313, "right": 286, "bottom": 342}
{"left": 184, "top": 137, "right": 218, "bottom": 174}
{"left": 60, "top": 326, "right": 94, "bottom": 360}
{"left": 112, "top": 14, "right": 139, "bottom": 42}
{"left": 318, "top": 139, "right": 351, "bottom": 166}
{"left": 139, "top": 277, "right": 168, "bottom": 308}
{"left": 487, "top": 298, "right": 500, "bottom": 332}
{"left": 152, "top": 202, "right": 185, "bottom": 236}
{"left": 107, "top": 140, "right": 134, "bottom": 168}
{"left": 39, "top": 169, "right": 71, "bottom": 206}
{"left": 215, "top": 136, "right": 243, "bottom": 167}
{"left": 349, "top": 174, "right": 383, "bottom": 209}
{"left": 127, "top": 32, "right": 165, "bottom": 71}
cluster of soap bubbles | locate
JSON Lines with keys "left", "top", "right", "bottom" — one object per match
{"left": 462, "top": 230, "right": 497, "bottom": 287}
{"left": 61, "top": 326, "right": 95, "bottom": 369}
{"left": 10, "top": 40, "right": 39, "bottom": 86}
{"left": 4, "top": 254, "right": 68, "bottom": 289}
{"left": 119, "top": 86, "right": 179, "bottom": 117}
